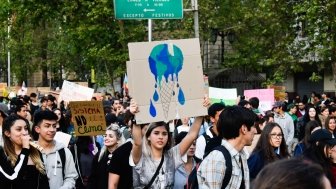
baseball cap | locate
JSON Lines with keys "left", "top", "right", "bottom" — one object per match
{"left": 309, "top": 129, "right": 336, "bottom": 145}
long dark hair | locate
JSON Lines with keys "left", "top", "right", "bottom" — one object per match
{"left": 252, "top": 159, "right": 328, "bottom": 189}
{"left": 53, "top": 108, "right": 67, "bottom": 133}
{"left": 253, "top": 122, "right": 289, "bottom": 163}
{"left": 301, "top": 105, "right": 321, "bottom": 125}
{"left": 303, "top": 120, "right": 321, "bottom": 147}
{"left": 302, "top": 140, "right": 333, "bottom": 184}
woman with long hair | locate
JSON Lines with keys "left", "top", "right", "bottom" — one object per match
{"left": 302, "top": 129, "right": 336, "bottom": 187}
{"left": 325, "top": 116, "right": 336, "bottom": 138}
{"left": 0, "top": 114, "right": 49, "bottom": 188}
{"left": 130, "top": 98, "right": 208, "bottom": 188}
{"left": 293, "top": 120, "right": 321, "bottom": 157}
{"left": 320, "top": 106, "right": 330, "bottom": 129}
{"left": 297, "top": 105, "right": 322, "bottom": 141}
{"left": 53, "top": 108, "right": 67, "bottom": 133}
{"left": 87, "top": 124, "right": 124, "bottom": 189}
{"left": 248, "top": 122, "right": 290, "bottom": 179}
{"left": 173, "top": 131, "right": 197, "bottom": 189}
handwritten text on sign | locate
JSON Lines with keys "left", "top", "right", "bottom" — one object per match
{"left": 70, "top": 101, "right": 106, "bottom": 136}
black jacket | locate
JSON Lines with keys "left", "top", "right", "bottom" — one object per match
{"left": 0, "top": 147, "right": 50, "bottom": 189}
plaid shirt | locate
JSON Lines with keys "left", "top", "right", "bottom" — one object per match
{"left": 197, "top": 140, "right": 250, "bottom": 189}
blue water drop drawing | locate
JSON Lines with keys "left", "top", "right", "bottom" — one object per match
{"left": 149, "top": 100, "right": 157, "bottom": 117}
{"left": 153, "top": 90, "right": 159, "bottom": 102}
{"left": 178, "top": 88, "right": 185, "bottom": 105}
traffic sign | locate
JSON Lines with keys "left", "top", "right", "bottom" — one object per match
{"left": 114, "top": 0, "right": 183, "bottom": 20}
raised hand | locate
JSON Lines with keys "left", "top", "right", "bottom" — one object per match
{"left": 130, "top": 99, "right": 139, "bottom": 115}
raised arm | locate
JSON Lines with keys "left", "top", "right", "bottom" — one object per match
{"left": 179, "top": 97, "right": 210, "bottom": 156}
{"left": 130, "top": 99, "right": 142, "bottom": 164}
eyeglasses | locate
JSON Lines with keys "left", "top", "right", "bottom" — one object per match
{"left": 270, "top": 133, "right": 283, "bottom": 139}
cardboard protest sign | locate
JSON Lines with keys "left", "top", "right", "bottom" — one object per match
{"left": 69, "top": 101, "right": 106, "bottom": 136}
{"left": 268, "top": 85, "right": 286, "bottom": 101}
{"left": 244, "top": 89, "right": 274, "bottom": 113}
{"left": 209, "top": 87, "right": 237, "bottom": 106}
{"left": 127, "top": 38, "right": 207, "bottom": 124}
{"left": 59, "top": 80, "right": 94, "bottom": 102}
{"left": 0, "top": 83, "right": 7, "bottom": 97}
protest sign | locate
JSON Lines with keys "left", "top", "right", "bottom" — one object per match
{"left": 127, "top": 38, "right": 207, "bottom": 124}
{"left": 69, "top": 101, "right": 106, "bottom": 136}
{"left": 59, "top": 80, "right": 94, "bottom": 102}
{"left": 268, "top": 85, "right": 286, "bottom": 101}
{"left": 0, "top": 83, "right": 7, "bottom": 97}
{"left": 54, "top": 132, "right": 71, "bottom": 147}
{"left": 209, "top": 87, "right": 237, "bottom": 106}
{"left": 244, "top": 89, "right": 274, "bottom": 113}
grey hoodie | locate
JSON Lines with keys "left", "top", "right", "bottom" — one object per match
{"left": 41, "top": 140, "right": 78, "bottom": 189}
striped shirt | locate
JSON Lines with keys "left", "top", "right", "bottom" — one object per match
{"left": 197, "top": 140, "right": 250, "bottom": 189}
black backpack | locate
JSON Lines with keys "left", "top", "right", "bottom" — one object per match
{"left": 186, "top": 145, "right": 232, "bottom": 189}
{"left": 41, "top": 148, "right": 66, "bottom": 179}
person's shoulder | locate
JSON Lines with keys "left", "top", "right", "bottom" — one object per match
{"left": 203, "top": 148, "right": 226, "bottom": 160}
{"left": 114, "top": 141, "right": 132, "bottom": 154}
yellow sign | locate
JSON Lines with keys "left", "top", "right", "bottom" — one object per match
{"left": 0, "top": 83, "right": 7, "bottom": 97}
{"left": 268, "top": 85, "right": 286, "bottom": 101}
{"left": 70, "top": 101, "right": 106, "bottom": 136}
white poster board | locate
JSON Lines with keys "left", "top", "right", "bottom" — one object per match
{"left": 209, "top": 87, "right": 237, "bottom": 106}
{"left": 59, "top": 80, "right": 94, "bottom": 102}
{"left": 127, "top": 38, "right": 207, "bottom": 124}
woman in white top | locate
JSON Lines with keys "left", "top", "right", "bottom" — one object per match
{"left": 130, "top": 98, "right": 209, "bottom": 189}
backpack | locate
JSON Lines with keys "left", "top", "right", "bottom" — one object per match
{"left": 186, "top": 145, "right": 232, "bottom": 189}
{"left": 41, "top": 148, "right": 66, "bottom": 179}
{"left": 58, "top": 148, "right": 66, "bottom": 179}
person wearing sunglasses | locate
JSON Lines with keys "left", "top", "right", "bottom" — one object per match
{"left": 248, "top": 122, "right": 290, "bottom": 179}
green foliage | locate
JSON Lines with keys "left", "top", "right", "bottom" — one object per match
{"left": 0, "top": 0, "right": 335, "bottom": 87}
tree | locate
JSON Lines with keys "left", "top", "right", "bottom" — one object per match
{"left": 292, "top": 0, "right": 336, "bottom": 89}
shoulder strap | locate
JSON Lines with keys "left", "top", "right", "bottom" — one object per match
{"left": 213, "top": 145, "right": 232, "bottom": 189}
{"left": 143, "top": 153, "right": 164, "bottom": 189}
{"left": 203, "top": 132, "right": 211, "bottom": 144}
{"left": 58, "top": 148, "right": 66, "bottom": 179}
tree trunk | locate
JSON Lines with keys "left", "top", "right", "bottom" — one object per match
{"left": 41, "top": 20, "right": 49, "bottom": 87}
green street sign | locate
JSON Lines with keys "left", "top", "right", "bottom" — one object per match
{"left": 114, "top": 0, "right": 183, "bottom": 20}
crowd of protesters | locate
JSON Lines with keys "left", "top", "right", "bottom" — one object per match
{"left": 0, "top": 90, "right": 335, "bottom": 189}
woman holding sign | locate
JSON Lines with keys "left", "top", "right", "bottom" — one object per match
{"left": 87, "top": 124, "right": 124, "bottom": 189}
{"left": 130, "top": 98, "right": 209, "bottom": 189}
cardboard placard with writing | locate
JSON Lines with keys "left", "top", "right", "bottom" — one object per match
{"left": 69, "top": 101, "right": 106, "bottom": 136}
